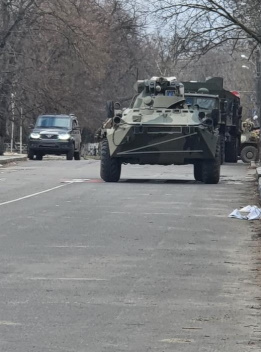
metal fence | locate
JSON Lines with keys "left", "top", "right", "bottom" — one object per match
{"left": 81, "top": 143, "right": 100, "bottom": 157}
{"left": 4, "top": 143, "right": 28, "bottom": 154}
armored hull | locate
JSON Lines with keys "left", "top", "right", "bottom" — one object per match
{"left": 107, "top": 123, "right": 218, "bottom": 165}
{"left": 98, "top": 76, "right": 221, "bottom": 183}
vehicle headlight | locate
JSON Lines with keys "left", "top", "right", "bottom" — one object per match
{"left": 59, "top": 133, "right": 71, "bottom": 140}
{"left": 30, "top": 132, "right": 40, "bottom": 139}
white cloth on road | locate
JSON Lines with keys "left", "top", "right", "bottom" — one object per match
{"left": 229, "top": 205, "right": 261, "bottom": 220}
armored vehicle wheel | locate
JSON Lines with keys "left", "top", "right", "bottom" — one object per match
{"left": 36, "top": 153, "right": 43, "bottom": 160}
{"left": 28, "top": 149, "right": 34, "bottom": 160}
{"left": 220, "top": 134, "right": 225, "bottom": 165}
{"left": 202, "top": 140, "right": 220, "bottom": 184}
{"left": 100, "top": 139, "right": 121, "bottom": 182}
{"left": 74, "top": 151, "right": 81, "bottom": 160}
{"left": 194, "top": 162, "right": 203, "bottom": 182}
{"left": 225, "top": 136, "right": 238, "bottom": 163}
{"left": 67, "top": 145, "right": 74, "bottom": 160}
{"left": 240, "top": 145, "right": 258, "bottom": 163}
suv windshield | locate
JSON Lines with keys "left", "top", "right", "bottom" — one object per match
{"left": 185, "top": 96, "right": 218, "bottom": 110}
{"left": 36, "top": 116, "right": 71, "bottom": 129}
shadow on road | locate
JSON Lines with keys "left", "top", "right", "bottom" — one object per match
{"left": 119, "top": 179, "right": 193, "bottom": 184}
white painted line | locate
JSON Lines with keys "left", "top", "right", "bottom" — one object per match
{"left": 27, "top": 277, "right": 107, "bottom": 281}
{"left": 0, "top": 183, "right": 72, "bottom": 207}
{"left": 61, "top": 179, "right": 90, "bottom": 183}
{"left": 0, "top": 321, "right": 21, "bottom": 326}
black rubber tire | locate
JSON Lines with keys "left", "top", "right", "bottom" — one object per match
{"left": 67, "top": 145, "right": 74, "bottom": 160}
{"left": 225, "top": 136, "right": 238, "bottom": 163}
{"left": 0, "top": 137, "right": 5, "bottom": 156}
{"left": 74, "top": 151, "right": 81, "bottom": 160}
{"left": 28, "top": 149, "right": 34, "bottom": 160}
{"left": 194, "top": 162, "right": 203, "bottom": 182}
{"left": 240, "top": 145, "right": 258, "bottom": 163}
{"left": 100, "top": 139, "right": 121, "bottom": 182}
{"left": 219, "top": 134, "right": 225, "bottom": 165}
{"left": 202, "top": 139, "right": 220, "bottom": 184}
{"left": 36, "top": 153, "right": 43, "bottom": 161}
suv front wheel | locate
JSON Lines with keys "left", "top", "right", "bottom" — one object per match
{"left": 67, "top": 145, "right": 74, "bottom": 160}
{"left": 28, "top": 149, "right": 34, "bottom": 160}
{"left": 74, "top": 151, "right": 81, "bottom": 160}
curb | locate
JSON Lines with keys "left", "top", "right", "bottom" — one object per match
{"left": 0, "top": 156, "right": 27, "bottom": 166}
{"left": 256, "top": 166, "right": 261, "bottom": 199}
{"left": 256, "top": 166, "right": 261, "bottom": 179}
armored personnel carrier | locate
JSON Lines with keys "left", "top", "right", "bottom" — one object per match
{"left": 96, "top": 76, "right": 221, "bottom": 183}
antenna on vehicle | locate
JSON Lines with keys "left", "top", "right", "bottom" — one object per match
{"left": 136, "top": 68, "right": 139, "bottom": 80}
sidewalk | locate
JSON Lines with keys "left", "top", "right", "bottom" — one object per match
{"left": 0, "top": 153, "right": 27, "bottom": 165}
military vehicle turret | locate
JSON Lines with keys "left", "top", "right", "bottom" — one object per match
{"left": 96, "top": 76, "right": 221, "bottom": 184}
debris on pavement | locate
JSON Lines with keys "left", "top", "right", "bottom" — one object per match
{"left": 229, "top": 205, "right": 261, "bottom": 220}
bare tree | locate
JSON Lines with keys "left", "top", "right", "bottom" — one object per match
{"left": 0, "top": 0, "right": 156, "bottom": 147}
{"left": 150, "top": 0, "right": 261, "bottom": 57}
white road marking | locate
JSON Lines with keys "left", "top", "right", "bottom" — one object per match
{"left": 0, "top": 183, "right": 72, "bottom": 206}
{"left": 27, "top": 277, "right": 107, "bottom": 281}
{"left": 0, "top": 321, "right": 21, "bottom": 326}
{"left": 61, "top": 179, "right": 90, "bottom": 183}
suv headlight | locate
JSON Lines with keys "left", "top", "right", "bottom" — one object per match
{"left": 30, "top": 132, "right": 40, "bottom": 139}
{"left": 59, "top": 133, "right": 71, "bottom": 140}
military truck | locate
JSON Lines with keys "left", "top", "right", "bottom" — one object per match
{"left": 240, "top": 119, "right": 259, "bottom": 163}
{"left": 96, "top": 76, "right": 221, "bottom": 184}
{"left": 182, "top": 77, "right": 242, "bottom": 163}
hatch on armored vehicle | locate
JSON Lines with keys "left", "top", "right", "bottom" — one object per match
{"left": 96, "top": 76, "right": 221, "bottom": 184}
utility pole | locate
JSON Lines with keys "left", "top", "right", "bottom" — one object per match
{"left": 10, "top": 93, "right": 15, "bottom": 153}
{"left": 20, "top": 107, "right": 23, "bottom": 154}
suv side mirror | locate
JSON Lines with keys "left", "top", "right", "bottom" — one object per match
{"left": 29, "top": 124, "right": 34, "bottom": 129}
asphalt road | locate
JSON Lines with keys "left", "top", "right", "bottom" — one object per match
{"left": 0, "top": 159, "right": 260, "bottom": 352}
